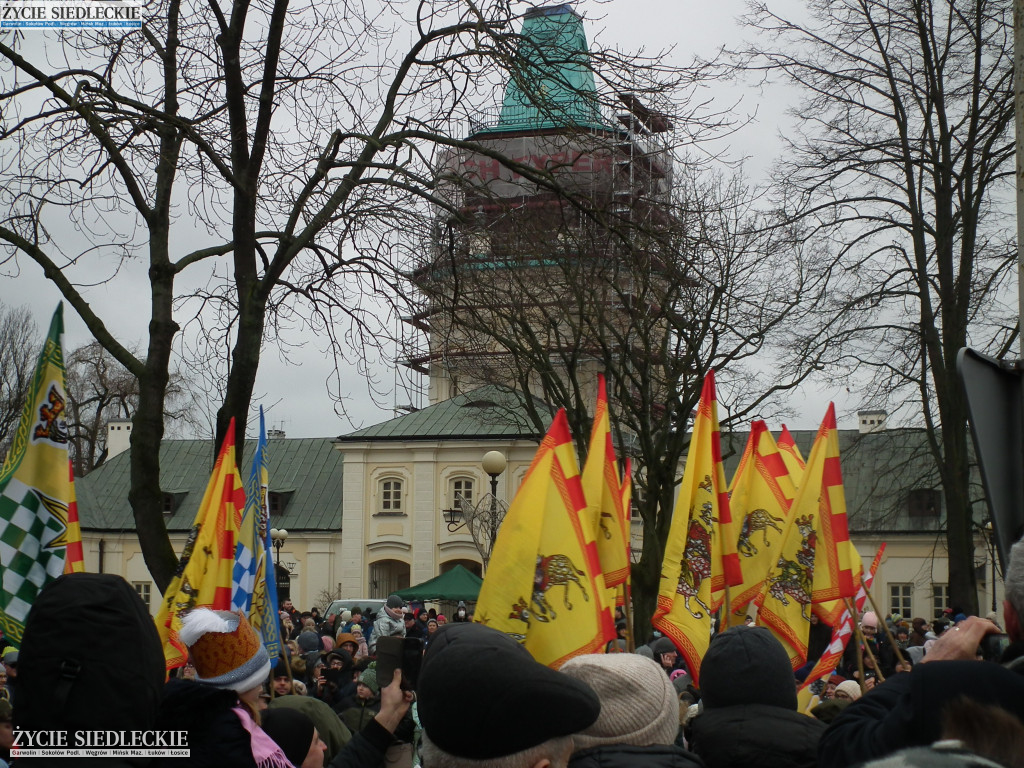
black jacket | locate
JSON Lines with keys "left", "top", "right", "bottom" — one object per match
{"left": 155, "top": 679, "right": 257, "bottom": 768}
{"left": 818, "top": 660, "right": 1024, "bottom": 767}
{"left": 687, "top": 703, "right": 825, "bottom": 768}
{"left": 569, "top": 743, "right": 705, "bottom": 768}
{"left": 328, "top": 717, "right": 396, "bottom": 768}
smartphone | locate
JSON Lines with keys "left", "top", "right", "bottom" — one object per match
{"left": 376, "top": 635, "right": 423, "bottom": 691}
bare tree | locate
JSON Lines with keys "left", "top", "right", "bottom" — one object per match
{"left": 736, "top": 0, "right": 1016, "bottom": 613}
{"left": 414, "top": 160, "right": 822, "bottom": 639}
{"left": 64, "top": 341, "right": 198, "bottom": 474}
{"left": 0, "top": 1, "right": 695, "bottom": 590}
{"left": 0, "top": 301, "right": 37, "bottom": 459}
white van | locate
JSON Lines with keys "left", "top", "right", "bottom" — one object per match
{"left": 324, "top": 598, "right": 387, "bottom": 623}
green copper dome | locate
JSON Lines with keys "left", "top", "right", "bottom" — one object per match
{"left": 480, "top": 4, "right": 608, "bottom": 134}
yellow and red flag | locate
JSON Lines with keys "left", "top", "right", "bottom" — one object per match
{"left": 756, "top": 404, "right": 857, "bottom": 667}
{"left": 475, "top": 409, "right": 611, "bottom": 667}
{"left": 796, "top": 543, "right": 883, "bottom": 713}
{"left": 723, "top": 421, "right": 795, "bottom": 628}
{"left": 652, "top": 371, "right": 731, "bottom": 685}
{"left": 63, "top": 459, "right": 85, "bottom": 574}
{"left": 581, "top": 374, "right": 630, "bottom": 590}
{"left": 155, "top": 420, "right": 245, "bottom": 672}
{"left": 777, "top": 424, "right": 806, "bottom": 480}
{"left": 616, "top": 458, "right": 633, "bottom": 608}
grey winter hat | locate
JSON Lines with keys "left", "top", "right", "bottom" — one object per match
{"left": 560, "top": 653, "right": 679, "bottom": 749}
{"left": 700, "top": 626, "right": 797, "bottom": 711}
{"left": 386, "top": 594, "right": 406, "bottom": 609}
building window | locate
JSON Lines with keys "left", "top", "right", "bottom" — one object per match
{"left": 451, "top": 477, "right": 474, "bottom": 508}
{"left": 907, "top": 489, "right": 941, "bottom": 517}
{"left": 889, "top": 583, "right": 912, "bottom": 617}
{"left": 932, "top": 584, "right": 950, "bottom": 619}
{"left": 133, "top": 582, "right": 151, "bottom": 609}
{"left": 268, "top": 492, "right": 285, "bottom": 515}
{"left": 379, "top": 479, "right": 403, "bottom": 514}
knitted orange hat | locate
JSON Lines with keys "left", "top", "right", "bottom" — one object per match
{"left": 178, "top": 609, "right": 269, "bottom": 694}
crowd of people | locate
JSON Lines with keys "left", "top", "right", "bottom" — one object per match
{"left": 2, "top": 542, "right": 1024, "bottom": 768}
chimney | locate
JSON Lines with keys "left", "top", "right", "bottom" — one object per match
{"left": 106, "top": 418, "right": 133, "bottom": 459}
{"left": 858, "top": 410, "right": 887, "bottom": 434}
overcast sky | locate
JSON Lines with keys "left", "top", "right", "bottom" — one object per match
{"left": 0, "top": 0, "right": 857, "bottom": 440}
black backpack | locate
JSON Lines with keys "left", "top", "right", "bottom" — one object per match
{"left": 14, "top": 573, "right": 165, "bottom": 737}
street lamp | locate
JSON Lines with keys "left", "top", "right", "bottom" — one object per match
{"left": 481, "top": 450, "right": 507, "bottom": 557}
{"left": 270, "top": 527, "right": 288, "bottom": 563}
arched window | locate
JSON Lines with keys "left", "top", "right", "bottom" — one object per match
{"left": 379, "top": 478, "right": 404, "bottom": 515}
{"left": 450, "top": 476, "right": 474, "bottom": 508}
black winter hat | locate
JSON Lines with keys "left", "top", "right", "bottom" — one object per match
{"left": 418, "top": 623, "right": 600, "bottom": 759}
{"left": 261, "top": 707, "right": 316, "bottom": 766}
{"left": 700, "top": 626, "right": 798, "bottom": 711}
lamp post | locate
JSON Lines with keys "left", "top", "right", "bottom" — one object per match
{"left": 481, "top": 450, "right": 507, "bottom": 560}
{"left": 270, "top": 527, "right": 288, "bottom": 562}
{"left": 440, "top": 452, "right": 508, "bottom": 570}
{"left": 270, "top": 528, "right": 288, "bottom": 600}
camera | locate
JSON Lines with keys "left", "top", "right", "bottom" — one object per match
{"left": 979, "top": 633, "right": 1010, "bottom": 662}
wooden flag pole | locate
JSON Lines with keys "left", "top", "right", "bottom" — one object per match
{"left": 859, "top": 633, "right": 886, "bottom": 684}
{"left": 863, "top": 588, "right": 908, "bottom": 667}
{"left": 622, "top": 585, "right": 635, "bottom": 653}
{"left": 844, "top": 597, "right": 868, "bottom": 695}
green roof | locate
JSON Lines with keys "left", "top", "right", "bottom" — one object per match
{"left": 337, "top": 385, "right": 552, "bottom": 442}
{"left": 477, "top": 4, "right": 607, "bottom": 135}
{"left": 719, "top": 427, "right": 978, "bottom": 535}
{"left": 76, "top": 437, "right": 343, "bottom": 532}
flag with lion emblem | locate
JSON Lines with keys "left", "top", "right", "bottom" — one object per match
{"left": 652, "top": 371, "right": 732, "bottom": 684}
{"left": 475, "top": 409, "right": 609, "bottom": 667}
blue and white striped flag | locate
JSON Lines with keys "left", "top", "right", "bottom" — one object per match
{"left": 231, "top": 413, "right": 259, "bottom": 614}
{"left": 237, "top": 408, "right": 282, "bottom": 665}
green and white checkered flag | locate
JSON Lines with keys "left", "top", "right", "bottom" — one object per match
{"left": 0, "top": 305, "right": 72, "bottom": 644}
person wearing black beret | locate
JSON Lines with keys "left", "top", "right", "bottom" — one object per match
{"left": 417, "top": 623, "right": 601, "bottom": 768}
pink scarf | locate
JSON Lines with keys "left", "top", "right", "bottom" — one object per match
{"left": 232, "top": 706, "right": 294, "bottom": 768}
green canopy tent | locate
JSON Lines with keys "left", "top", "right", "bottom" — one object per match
{"left": 393, "top": 564, "right": 483, "bottom": 602}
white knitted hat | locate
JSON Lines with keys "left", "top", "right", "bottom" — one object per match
{"left": 560, "top": 653, "right": 678, "bottom": 749}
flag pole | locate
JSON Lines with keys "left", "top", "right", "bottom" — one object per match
{"left": 844, "top": 597, "right": 868, "bottom": 695}
{"left": 862, "top": 588, "right": 908, "bottom": 667}
{"left": 860, "top": 633, "right": 886, "bottom": 684}
{"left": 622, "top": 584, "right": 635, "bottom": 653}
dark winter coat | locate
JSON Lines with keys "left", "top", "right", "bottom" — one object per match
{"left": 154, "top": 679, "right": 257, "bottom": 768}
{"left": 818, "top": 660, "right": 1024, "bottom": 767}
{"left": 339, "top": 697, "right": 380, "bottom": 734}
{"left": 569, "top": 743, "right": 705, "bottom": 768}
{"left": 687, "top": 626, "right": 826, "bottom": 768}
{"left": 327, "top": 717, "right": 397, "bottom": 768}
{"left": 688, "top": 703, "right": 825, "bottom": 768}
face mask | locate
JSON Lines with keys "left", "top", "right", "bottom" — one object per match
{"left": 457, "top": 610, "right": 466, "bottom": 617}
